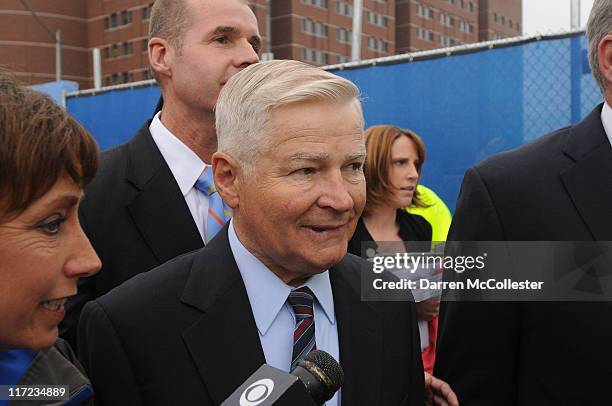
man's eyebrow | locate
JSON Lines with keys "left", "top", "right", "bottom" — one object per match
{"left": 347, "top": 152, "right": 366, "bottom": 161}
{"left": 212, "top": 26, "right": 238, "bottom": 36}
{"left": 287, "top": 152, "right": 330, "bottom": 161}
{"left": 287, "top": 152, "right": 366, "bottom": 162}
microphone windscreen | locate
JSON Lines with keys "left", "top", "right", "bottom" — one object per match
{"left": 304, "top": 350, "right": 344, "bottom": 390}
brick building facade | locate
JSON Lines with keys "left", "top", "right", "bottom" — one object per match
{"left": 0, "top": 0, "right": 521, "bottom": 89}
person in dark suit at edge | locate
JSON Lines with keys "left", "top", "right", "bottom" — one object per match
{"left": 78, "top": 60, "right": 426, "bottom": 406}
{"left": 60, "top": 0, "right": 261, "bottom": 348}
{"left": 434, "top": 1, "right": 612, "bottom": 404}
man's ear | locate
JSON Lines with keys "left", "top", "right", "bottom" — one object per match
{"left": 598, "top": 34, "right": 612, "bottom": 89}
{"left": 149, "top": 37, "right": 172, "bottom": 80}
{"left": 212, "top": 151, "right": 241, "bottom": 210}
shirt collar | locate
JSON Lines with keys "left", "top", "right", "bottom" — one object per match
{"left": 599, "top": 102, "right": 612, "bottom": 149}
{"left": 149, "top": 111, "right": 206, "bottom": 195}
{"left": 228, "top": 221, "right": 336, "bottom": 336}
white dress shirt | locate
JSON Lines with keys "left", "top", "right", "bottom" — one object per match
{"left": 599, "top": 102, "right": 612, "bottom": 149}
{"left": 228, "top": 220, "right": 341, "bottom": 406}
{"left": 149, "top": 111, "right": 212, "bottom": 242}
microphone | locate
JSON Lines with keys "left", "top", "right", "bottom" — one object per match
{"left": 221, "top": 350, "right": 344, "bottom": 406}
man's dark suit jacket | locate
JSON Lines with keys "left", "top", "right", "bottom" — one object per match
{"left": 78, "top": 227, "right": 425, "bottom": 406}
{"left": 434, "top": 105, "right": 612, "bottom": 405}
{"left": 61, "top": 123, "right": 204, "bottom": 348}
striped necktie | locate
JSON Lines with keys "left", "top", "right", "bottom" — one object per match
{"left": 195, "top": 166, "right": 233, "bottom": 242}
{"left": 288, "top": 287, "right": 317, "bottom": 371}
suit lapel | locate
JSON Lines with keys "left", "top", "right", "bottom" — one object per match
{"left": 181, "top": 227, "right": 266, "bottom": 404}
{"left": 561, "top": 105, "right": 612, "bottom": 241}
{"left": 125, "top": 124, "right": 203, "bottom": 264}
{"left": 330, "top": 260, "right": 383, "bottom": 406}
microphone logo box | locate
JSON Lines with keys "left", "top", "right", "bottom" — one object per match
{"left": 222, "top": 364, "right": 317, "bottom": 406}
{"left": 240, "top": 378, "right": 274, "bottom": 406}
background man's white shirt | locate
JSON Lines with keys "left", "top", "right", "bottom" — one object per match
{"left": 149, "top": 111, "right": 213, "bottom": 242}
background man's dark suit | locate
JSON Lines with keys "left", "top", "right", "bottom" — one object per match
{"left": 61, "top": 123, "right": 204, "bottom": 348}
{"left": 78, "top": 227, "right": 425, "bottom": 406}
{"left": 434, "top": 104, "right": 612, "bottom": 404}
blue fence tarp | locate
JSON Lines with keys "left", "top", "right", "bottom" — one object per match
{"left": 67, "top": 84, "right": 160, "bottom": 150}
{"left": 67, "top": 32, "right": 603, "bottom": 211}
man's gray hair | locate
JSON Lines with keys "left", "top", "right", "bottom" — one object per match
{"left": 215, "top": 60, "right": 363, "bottom": 172}
{"left": 587, "top": 0, "right": 612, "bottom": 93}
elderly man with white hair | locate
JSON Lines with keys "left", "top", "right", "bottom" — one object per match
{"left": 78, "top": 60, "right": 428, "bottom": 406}
{"left": 435, "top": 0, "right": 612, "bottom": 404}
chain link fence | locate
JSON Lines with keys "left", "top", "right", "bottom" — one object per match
{"left": 67, "top": 31, "right": 602, "bottom": 211}
{"left": 330, "top": 31, "right": 603, "bottom": 210}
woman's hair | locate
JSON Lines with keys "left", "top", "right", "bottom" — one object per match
{"left": 363, "top": 125, "right": 427, "bottom": 215}
{"left": 0, "top": 73, "right": 99, "bottom": 218}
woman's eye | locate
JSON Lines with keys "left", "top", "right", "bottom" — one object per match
{"left": 38, "top": 216, "right": 65, "bottom": 235}
{"left": 302, "top": 167, "right": 315, "bottom": 175}
{"left": 350, "top": 162, "right": 363, "bottom": 171}
{"left": 215, "top": 36, "right": 228, "bottom": 44}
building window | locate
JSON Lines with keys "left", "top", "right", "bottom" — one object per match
{"left": 122, "top": 72, "right": 129, "bottom": 83}
{"left": 516, "top": 22, "right": 520, "bottom": 31}
{"left": 111, "top": 73, "right": 118, "bottom": 85}
{"left": 302, "top": 19, "right": 328, "bottom": 37}
{"left": 335, "top": 1, "right": 353, "bottom": 17}
{"left": 110, "top": 13, "right": 117, "bottom": 28}
{"left": 501, "top": 16, "right": 506, "bottom": 25}
{"left": 142, "top": 4, "right": 153, "bottom": 21}
{"left": 303, "top": 48, "right": 328, "bottom": 65}
{"left": 447, "top": 0, "right": 454, "bottom": 4}
{"left": 439, "top": 13, "right": 453, "bottom": 27}
{"left": 104, "top": 47, "right": 110, "bottom": 59}
{"left": 302, "top": 0, "right": 328, "bottom": 9}
{"left": 338, "top": 55, "right": 348, "bottom": 63}
{"left": 143, "top": 70, "right": 151, "bottom": 80}
{"left": 142, "top": 38, "right": 148, "bottom": 52}
{"left": 315, "top": 21, "right": 328, "bottom": 36}
{"left": 104, "top": 16, "right": 109, "bottom": 29}
{"left": 468, "top": 2, "right": 474, "bottom": 12}
{"left": 493, "top": 12, "right": 497, "bottom": 22}
{"left": 302, "top": 18, "right": 313, "bottom": 34}
{"left": 459, "top": 19, "right": 473, "bottom": 33}
{"left": 336, "top": 28, "right": 352, "bottom": 44}
{"left": 367, "top": 36, "right": 375, "bottom": 50}
{"left": 417, "top": 4, "right": 433, "bottom": 20}
{"left": 416, "top": 27, "right": 434, "bottom": 42}
{"left": 122, "top": 41, "right": 133, "bottom": 56}
{"left": 460, "top": 0, "right": 464, "bottom": 8}
{"left": 121, "top": 10, "right": 132, "bottom": 25}
{"left": 440, "top": 35, "right": 452, "bottom": 47}
{"left": 367, "top": 37, "right": 387, "bottom": 52}
{"left": 508, "top": 19, "right": 513, "bottom": 29}
{"left": 111, "top": 43, "right": 118, "bottom": 58}
{"left": 366, "top": 11, "right": 388, "bottom": 27}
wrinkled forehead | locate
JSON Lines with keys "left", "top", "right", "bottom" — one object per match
{"left": 264, "top": 100, "right": 365, "bottom": 157}
{"left": 190, "top": 0, "right": 257, "bottom": 25}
